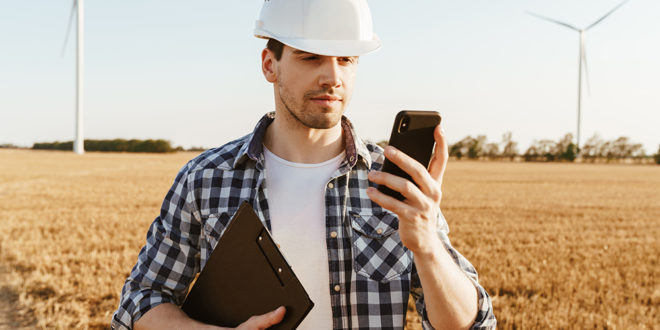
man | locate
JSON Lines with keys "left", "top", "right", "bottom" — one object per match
{"left": 112, "top": 0, "right": 495, "bottom": 329}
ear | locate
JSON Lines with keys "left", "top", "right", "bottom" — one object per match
{"left": 261, "top": 48, "right": 277, "bottom": 83}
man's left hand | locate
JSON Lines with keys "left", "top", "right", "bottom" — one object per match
{"left": 366, "top": 124, "right": 448, "bottom": 257}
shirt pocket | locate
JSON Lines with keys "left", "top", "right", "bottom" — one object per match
{"left": 349, "top": 210, "right": 413, "bottom": 282}
{"left": 202, "top": 212, "right": 232, "bottom": 252}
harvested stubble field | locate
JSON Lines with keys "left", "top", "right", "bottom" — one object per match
{"left": 0, "top": 149, "right": 658, "bottom": 329}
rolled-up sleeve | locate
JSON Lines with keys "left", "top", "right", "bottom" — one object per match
{"left": 112, "top": 163, "right": 202, "bottom": 330}
{"left": 410, "top": 211, "right": 497, "bottom": 330}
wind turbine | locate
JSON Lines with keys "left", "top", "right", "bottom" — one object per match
{"left": 62, "top": 0, "right": 85, "bottom": 154}
{"left": 527, "top": 0, "right": 630, "bottom": 156}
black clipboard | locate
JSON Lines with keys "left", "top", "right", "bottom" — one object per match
{"left": 181, "top": 202, "right": 314, "bottom": 329}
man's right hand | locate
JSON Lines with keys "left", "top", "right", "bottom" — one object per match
{"left": 134, "top": 303, "right": 286, "bottom": 330}
{"left": 235, "top": 306, "right": 286, "bottom": 330}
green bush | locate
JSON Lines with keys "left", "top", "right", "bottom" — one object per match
{"left": 559, "top": 143, "right": 577, "bottom": 161}
{"left": 32, "top": 141, "right": 73, "bottom": 151}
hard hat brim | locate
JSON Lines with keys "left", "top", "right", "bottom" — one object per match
{"left": 255, "top": 29, "right": 381, "bottom": 57}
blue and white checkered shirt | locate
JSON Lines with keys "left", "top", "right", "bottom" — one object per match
{"left": 112, "top": 112, "right": 496, "bottom": 329}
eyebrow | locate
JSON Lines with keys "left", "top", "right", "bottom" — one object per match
{"left": 291, "top": 50, "right": 357, "bottom": 60}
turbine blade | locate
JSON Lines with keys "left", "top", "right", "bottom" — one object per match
{"left": 586, "top": 0, "right": 631, "bottom": 31}
{"left": 525, "top": 11, "right": 580, "bottom": 31}
{"left": 582, "top": 40, "right": 591, "bottom": 96}
{"left": 61, "top": 0, "right": 77, "bottom": 56}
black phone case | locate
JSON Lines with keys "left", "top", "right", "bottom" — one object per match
{"left": 377, "top": 111, "right": 441, "bottom": 201}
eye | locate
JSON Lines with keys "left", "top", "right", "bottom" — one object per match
{"left": 339, "top": 57, "right": 356, "bottom": 64}
{"left": 303, "top": 56, "right": 319, "bottom": 61}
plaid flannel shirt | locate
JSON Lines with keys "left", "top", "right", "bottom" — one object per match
{"left": 112, "top": 112, "right": 496, "bottom": 330}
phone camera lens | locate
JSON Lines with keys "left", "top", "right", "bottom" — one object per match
{"left": 398, "top": 116, "right": 410, "bottom": 133}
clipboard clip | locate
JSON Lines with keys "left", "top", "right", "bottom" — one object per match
{"left": 257, "top": 229, "right": 290, "bottom": 287}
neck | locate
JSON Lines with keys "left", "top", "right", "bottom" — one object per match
{"left": 263, "top": 112, "right": 345, "bottom": 164}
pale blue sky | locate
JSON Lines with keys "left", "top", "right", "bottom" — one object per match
{"left": 1, "top": 0, "right": 659, "bottom": 153}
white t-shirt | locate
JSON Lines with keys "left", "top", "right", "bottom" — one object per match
{"left": 263, "top": 146, "right": 344, "bottom": 330}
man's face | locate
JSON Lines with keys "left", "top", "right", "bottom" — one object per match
{"left": 263, "top": 45, "right": 359, "bottom": 129}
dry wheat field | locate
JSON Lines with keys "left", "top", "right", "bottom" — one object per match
{"left": 0, "top": 149, "right": 658, "bottom": 329}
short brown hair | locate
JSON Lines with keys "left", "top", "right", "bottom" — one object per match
{"left": 267, "top": 39, "right": 284, "bottom": 61}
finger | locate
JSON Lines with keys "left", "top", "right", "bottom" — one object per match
{"left": 427, "top": 124, "right": 448, "bottom": 183}
{"left": 382, "top": 146, "right": 440, "bottom": 200}
{"left": 242, "top": 306, "right": 286, "bottom": 329}
{"left": 368, "top": 170, "right": 428, "bottom": 208}
{"left": 260, "top": 306, "right": 286, "bottom": 328}
{"left": 366, "top": 186, "right": 418, "bottom": 218}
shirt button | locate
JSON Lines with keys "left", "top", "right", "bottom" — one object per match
{"left": 376, "top": 228, "right": 383, "bottom": 235}
{"left": 330, "top": 231, "right": 338, "bottom": 238}
{"left": 327, "top": 182, "right": 334, "bottom": 189}
{"left": 334, "top": 285, "right": 341, "bottom": 292}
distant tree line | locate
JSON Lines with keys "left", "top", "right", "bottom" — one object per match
{"left": 0, "top": 143, "right": 24, "bottom": 149}
{"left": 575, "top": 135, "right": 647, "bottom": 162}
{"left": 444, "top": 132, "right": 656, "bottom": 163}
{"left": 16, "top": 136, "right": 660, "bottom": 164}
{"left": 523, "top": 133, "right": 578, "bottom": 162}
{"left": 448, "top": 132, "right": 519, "bottom": 161}
{"left": 32, "top": 139, "right": 181, "bottom": 153}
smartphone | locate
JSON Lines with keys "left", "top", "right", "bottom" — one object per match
{"left": 377, "top": 110, "right": 442, "bottom": 201}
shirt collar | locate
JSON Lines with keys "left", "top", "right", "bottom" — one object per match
{"left": 232, "top": 112, "right": 372, "bottom": 169}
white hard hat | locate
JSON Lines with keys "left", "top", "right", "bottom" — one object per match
{"left": 254, "top": 0, "right": 381, "bottom": 57}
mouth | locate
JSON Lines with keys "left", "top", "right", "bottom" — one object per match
{"left": 309, "top": 95, "right": 342, "bottom": 107}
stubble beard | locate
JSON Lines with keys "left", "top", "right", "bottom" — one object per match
{"left": 277, "top": 83, "right": 344, "bottom": 130}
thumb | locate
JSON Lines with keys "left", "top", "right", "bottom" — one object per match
{"left": 428, "top": 124, "right": 448, "bottom": 183}
{"left": 239, "top": 306, "right": 286, "bottom": 330}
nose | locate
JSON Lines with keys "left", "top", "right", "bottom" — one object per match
{"left": 318, "top": 58, "right": 342, "bottom": 88}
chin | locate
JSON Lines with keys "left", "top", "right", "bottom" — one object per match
{"left": 302, "top": 113, "right": 342, "bottom": 129}
{"left": 305, "top": 119, "right": 338, "bottom": 129}
{"left": 283, "top": 100, "right": 344, "bottom": 129}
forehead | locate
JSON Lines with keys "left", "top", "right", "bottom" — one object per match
{"left": 283, "top": 45, "right": 319, "bottom": 56}
{"left": 283, "top": 45, "right": 356, "bottom": 58}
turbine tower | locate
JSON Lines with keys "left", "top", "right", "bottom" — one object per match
{"left": 527, "top": 0, "right": 630, "bottom": 156}
{"left": 62, "top": 0, "right": 85, "bottom": 154}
